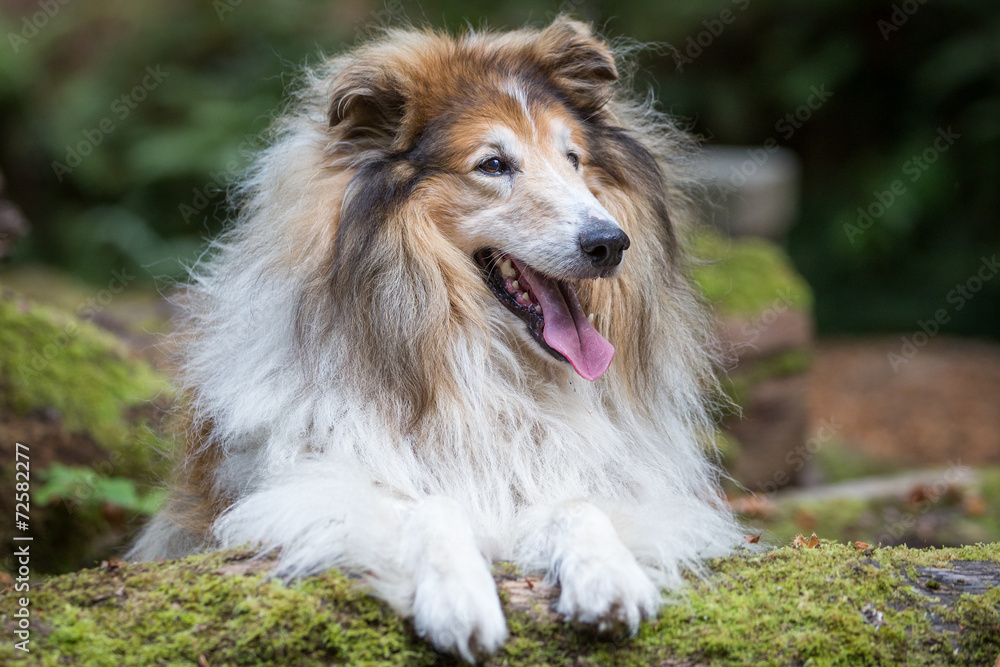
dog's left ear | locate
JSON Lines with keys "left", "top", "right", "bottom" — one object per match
{"left": 537, "top": 17, "right": 618, "bottom": 112}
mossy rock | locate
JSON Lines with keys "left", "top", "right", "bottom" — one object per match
{"left": 688, "top": 228, "right": 814, "bottom": 403}
{"left": 688, "top": 231, "right": 817, "bottom": 490}
{"left": 1, "top": 543, "right": 998, "bottom": 665}
{"left": 688, "top": 229, "right": 812, "bottom": 320}
{"left": 0, "top": 285, "right": 176, "bottom": 574}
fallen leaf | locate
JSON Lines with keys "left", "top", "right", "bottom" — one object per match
{"left": 853, "top": 541, "right": 871, "bottom": 551}
{"left": 198, "top": 655, "right": 209, "bottom": 667}
{"left": 743, "top": 534, "right": 761, "bottom": 544}
{"left": 792, "top": 533, "right": 821, "bottom": 549}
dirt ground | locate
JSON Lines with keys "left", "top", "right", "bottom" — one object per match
{"left": 807, "top": 337, "right": 1000, "bottom": 467}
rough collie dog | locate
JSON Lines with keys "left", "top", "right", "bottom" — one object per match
{"left": 131, "top": 16, "right": 743, "bottom": 661}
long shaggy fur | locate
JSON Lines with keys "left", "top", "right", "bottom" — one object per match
{"left": 131, "top": 16, "right": 744, "bottom": 661}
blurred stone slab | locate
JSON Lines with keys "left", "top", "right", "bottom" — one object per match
{"left": 700, "top": 145, "right": 801, "bottom": 240}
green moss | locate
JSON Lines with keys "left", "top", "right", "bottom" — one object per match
{"left": 0, "top": 286, "right": 177, "bottom": 572}
{"left": 0, "top": 287, "right": 171, "bottom": 472}
{"left": 688, "top": 229, "right": 812, "bottom": 318}
{"left": 2, "top": 543, "right": 997, "bottom": 666}
{"left": 949, "top": 585, "right": 1000, "bottom": 662}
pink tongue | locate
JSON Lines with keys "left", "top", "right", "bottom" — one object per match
{"left": 513, "top": 261, "right": 615, "bottom": 381}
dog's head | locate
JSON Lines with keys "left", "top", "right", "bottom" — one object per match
{"left": 321, "top": 17, "right": 679, "bottom": 407}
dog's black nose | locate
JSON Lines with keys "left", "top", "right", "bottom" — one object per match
{"left": 580, "top": 225, "right": 630, "bottom": 268}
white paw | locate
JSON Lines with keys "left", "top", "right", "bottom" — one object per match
{"left": 555, "top": 545, "right": 661, "bottom": 635}
{"left": 411, "top": 554, "right": 508, "bottom": 663}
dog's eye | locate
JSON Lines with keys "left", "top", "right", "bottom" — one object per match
{"left": 567, "top": 152, "right": 580, "bottom": 170}
{"left": 478, "top": 157, "right": 509, "bottom": 175}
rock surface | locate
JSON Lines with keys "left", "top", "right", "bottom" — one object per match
{"left": 1, "top": 542, "right": 997, "bottom": 666}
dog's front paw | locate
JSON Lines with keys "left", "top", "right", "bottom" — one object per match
{"left": 555, "top": 545, "right": 660, "bottom": 636}
{"left": 411, "top": 555, "right": 508, "bottom": 663}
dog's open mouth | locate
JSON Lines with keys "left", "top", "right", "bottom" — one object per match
{"left": 474, "top": 249, "right": 615, "bottom": 381}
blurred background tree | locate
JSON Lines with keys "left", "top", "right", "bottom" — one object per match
{"left": 0, "top": 0, "right": 998, "bottom": 337}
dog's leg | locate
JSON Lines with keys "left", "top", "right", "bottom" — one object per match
{"left": 213, "top": 466, "right": 506, "bottom": 661}
{"left": 520, "top": 500, "right": 661, "bottom": 635}
{"left": 401, "top": 495, "right": 508, "bottom": 663}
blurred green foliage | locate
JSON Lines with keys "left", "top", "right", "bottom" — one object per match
{"left": 0, "top": 0, "right": 998, "bottom": 336}
{"left": 36, "top": 462, "right": 165, "bottom": 515}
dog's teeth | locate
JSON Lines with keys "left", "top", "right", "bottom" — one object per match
{"left": 535, "top": 303, "right": 542, "bottom": 314}
{"left": 587, "top": 313, "right": 595, "bottom": 324}
{"left": 499, "top": 259, "right": 516, "bottom": 278}
{"left": 511, "top": 280, "right": 520, "bottom": 291}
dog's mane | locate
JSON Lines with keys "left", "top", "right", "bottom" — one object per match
{"left": 162, "top": 17, "right": 737, "bottom": 579}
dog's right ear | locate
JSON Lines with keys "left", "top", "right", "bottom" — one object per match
{"left": 328, "top": 62, "right": 408, "bottom": 147}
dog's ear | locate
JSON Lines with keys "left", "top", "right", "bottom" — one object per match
{"left": 537, "top": 17, "right": 618, "bottom": 112}
{"left": 328, "top": 61, "right": 408, "bottom": 147}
